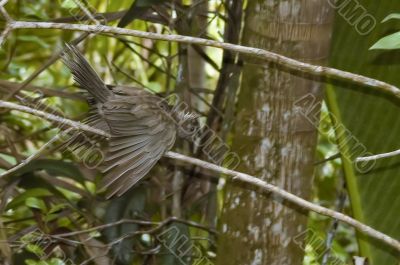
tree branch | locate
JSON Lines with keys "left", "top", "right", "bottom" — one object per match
{"left": 0, "top": 0, "right": 12, "bottom": 46}
{"left": 164, "top": 152, "right": 400, "bottom": 253}
{"left": 0, "top": 20, "right": 399, "bottom": 99}
{"left": 0, "top": 80, "right": 85, "bottom": 100}
{"left": 4, "top": 32, "right": 91, "bottom": 100}
{"left": 0, "top": 100, "right": 110, "bottom": 138}
{"left": 356, "top": 149, "right": 400, "bottom": 163}
{"left": 1, "top": 99, "right": 399, "bottom": 252}
{"left": 53, "top": 216, "right": 217, "bottom": 238}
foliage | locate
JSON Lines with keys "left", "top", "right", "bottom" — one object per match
{"left": 0, "top": 0, "right": 398, "bottom": 264}
{"left": 370, "top": 13, "right": 400, "bottom": 50}
{"left": 331, "top": 1, "right": 400, "bottom": 263}
{"left": 0, "top": 1, "right": 223, "bottom": 264}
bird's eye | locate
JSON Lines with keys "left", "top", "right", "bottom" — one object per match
{"left": 160, "top": 103, "right": 169, "bottom": 111}
{"left": 189, "top": 125, "right": 197, "bottom": 132}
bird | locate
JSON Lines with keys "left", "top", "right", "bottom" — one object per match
{"left": 61, "top": 44, "right": 199, "bottom": 198}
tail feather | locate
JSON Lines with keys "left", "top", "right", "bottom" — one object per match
{"left": 61, "top": 44, "right": 111, "bottom": 103}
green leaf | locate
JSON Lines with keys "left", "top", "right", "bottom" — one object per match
{"left": 330, "top": 1, "right": 400, "bottom": 263}
{"left": 48, "top": 203, "right": 68, "bottom": 214}
{"left": 7, "top": 188, "right": 52, "bottom": 210}
{"left": 60, "top": 0, "right": 78, "bottom": 9}
{"left": 26, "top": 243, "right": 45, "bottom": 256}
{"left": 382, "top": 13, "right": 400, "bottom": 23}
{"left": 17, "top": 36, "right": 50, "bottom": 49}
{"left": 25, "top": 259, "right": 64, "bottom": 265}
{"left": 57, "top": 217, "right": 71, "bottom": 227}
{"left": 7, "top": 159, "right": 85, "bottom": 184}
{"left": 25, "top": 197, "right": 48, "bottom": 212}
{"left": 48, "top": 259, "right": 65, "bottom": 265}
{"left": 147, "top": 81, "right": 162, "bottom": 93}
{"left": 370, "top": 31, "right": 400, "bottom": 50}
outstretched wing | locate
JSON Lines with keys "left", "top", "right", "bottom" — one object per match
{"left": 99, "top": 95, "right": 176, "bottom": 198}
{"left": 59, "top": 45, "right": 111, "bottom": 154}
{"left": 61, "top": 44, "right": 112, "bottom": 103}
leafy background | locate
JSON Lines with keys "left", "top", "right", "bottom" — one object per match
{"left": 0, "top": 0, "right": 399, "bottom": 264}
{"left": 329, "top": 1, "right": 400, "bottom": 264}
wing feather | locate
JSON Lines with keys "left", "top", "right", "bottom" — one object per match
{"left": 102, "top": 140, "right": 151, "bottom": 172}
{"left": 105, "top": 143, "right": 165, "bottom": 198}
{"left": 99, "top": 96, "right": 176, "bottom": 198}
{"left": 61, "top": 45, "right": 176, "bottom": 198}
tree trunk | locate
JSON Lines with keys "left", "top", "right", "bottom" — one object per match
{"left": 217, "top": 1, "right": 334, "bottom": 264}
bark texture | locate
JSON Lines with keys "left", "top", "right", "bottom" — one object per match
{"left": 217, "top": 1, "right": 334, "bottom": 264}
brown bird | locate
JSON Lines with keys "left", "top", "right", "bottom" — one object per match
{"left": 61, "top": 44, "right": 198, "bottom": 198}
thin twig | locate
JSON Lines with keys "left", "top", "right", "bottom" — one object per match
{"left": 0, "top": 0, "right": 12, "bottom": 46}
{"left": 314, "top": 153, "right": 341, "bottom": 165}
{"left": 0, "top": 80, "right": 85, "bottom": 100}
{"left": 2, "top": 20, "right": 399, "bottom": 99}
{"left": 50, "top": 10, "right": 127, "bottom": 24}
{"left": 322, "top": 182, "right": 347, "bottom": 265}
{"left": 0, "top": 128, "right": 72, "bottom": 179}
{"left": 119, "top": 39, "right": 176, "bottom": 80}
{"left": 53, "top": 216, "right": 217, "bottom": 238}
{"left": 5, "top": 32, "right": 90, "bottom": 99}
{"left": 356, "top": 149, "right": 400, "bottom": 163}
{"left": 163, "top": 152, "right": 400, "bottom": 253}
{"left": 0, "top": 0, "right": 11, "bottom": 22}
{"left": 0, "top": 101, "right": 399, "bottom": 252}
{"left": 108, "top": 216, "right": 212, "bottom": 246}
{"left": 70, "top": 0, "right": 99, "bottom": 25}
{"left": 2, "top": 7, "right": 125, "bottom": 99}
{"left": 0, "top": 27, "right": 11, "bottom": 47}
{"left": 0, "top": 100, "right": 110, "bottom": 138}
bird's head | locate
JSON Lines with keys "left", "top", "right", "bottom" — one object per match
{"left": 176, "top": 111, "right": 200, "bottom": 139}
{"left": 155, "top": 96, "right": 200, "bottom": 139}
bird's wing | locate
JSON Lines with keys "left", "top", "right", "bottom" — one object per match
{"left": 57, "top": 107, "right": 110, "bottom": 159}
{"left": 99, "top": 95, "right": 176, "bottom": 198}
{"left": 61, "top": 44, "right": 112, "bottom": 103}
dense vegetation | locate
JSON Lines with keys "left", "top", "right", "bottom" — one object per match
{"left": 0, "top": 1, "right": 400, "bottom": 264}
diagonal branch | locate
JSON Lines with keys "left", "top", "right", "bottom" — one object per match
{"left": 0, "top": 0, "right": 12, "bottom": 46}
{"left": 0, "top": 20, "right": 398, "bottom": 99}
{"left": 52, "top": 216, "right": 218, "bottom": 238}
{"left": 0, "top": 99, "right": 399, "bottom": 252}
{"left": 0, "top": 0, "right": 11, "bottom": 22}
{"left": 0, "top": 100, "right": 110, "bottom": 138}
{"left": 164, "top": 151, "right": 400, "bottom": 253}
{"left": 0, "top": 80, "right": 86, "bottom": 100}
{"left": 0, "top": 128, "right": 72, "bottom": 179}
{"left": 356, "top": 149, "right": 400, "bottom": 163}
{"left": 4, "top": 32, "right": 90, "bottom": 99}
